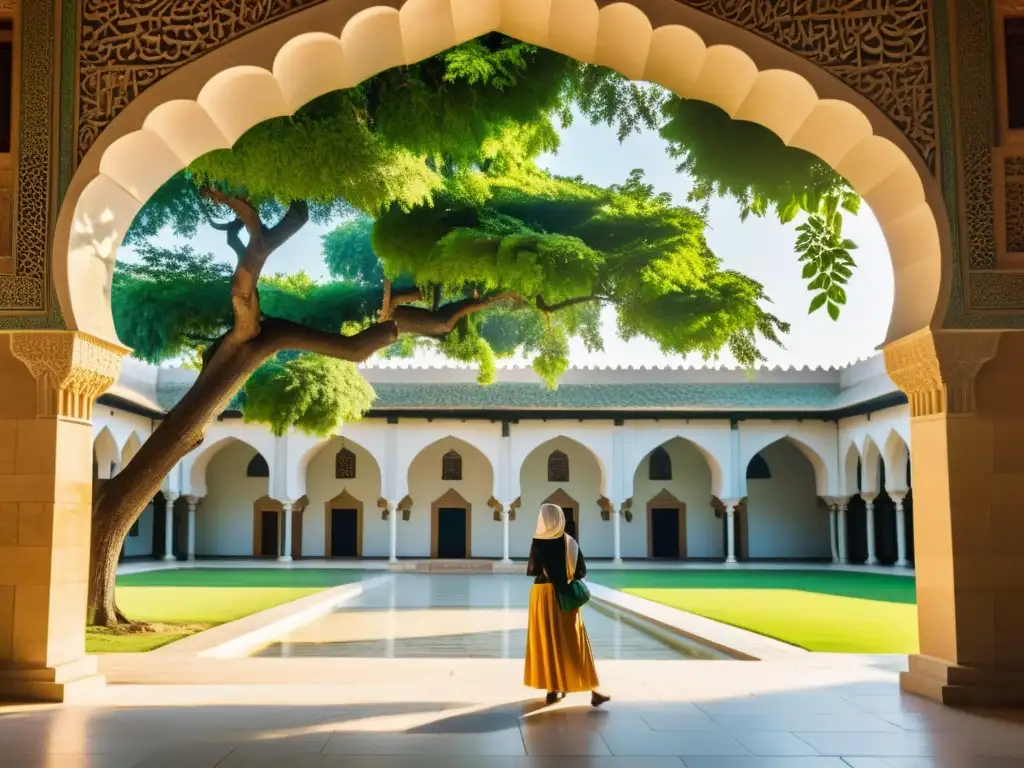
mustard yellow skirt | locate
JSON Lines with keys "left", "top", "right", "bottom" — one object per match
{"left": 523, "top": 583, "right": 600, "bottom": 693}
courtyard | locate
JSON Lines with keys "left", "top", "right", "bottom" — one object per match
{"left": 7, "top": 568, "right": 1024, "bottom": 766}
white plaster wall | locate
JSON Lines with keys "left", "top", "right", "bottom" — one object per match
{"left": 745, "top": 440, "right": 830, "bottom": 559}
{"left": 393, "top": 421, "right": 503, "bottom": 501}
{"left": 631, "top": 438, "right": 720, "bottom": 559}
{"left": 303, "top": 437, "right": 385, "bottom": 557}
{"left": 516, "top": 437, "right": 609, "bottom": 559}
{"left": 404, "top": 437, "right": 497, "bottom": 558}
{"left": 196, "top": 440, "right": 270, "bottom": 556}
{"left": 182, "top": 421, "right": 277, "bottom": 497}
{"left": 123, "top": 503, "right": 154, "bottom": 557}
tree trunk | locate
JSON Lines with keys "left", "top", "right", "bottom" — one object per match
{"left": 88, "top": 338, "right": 272, "bottom": 626}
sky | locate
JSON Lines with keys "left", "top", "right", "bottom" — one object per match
{"left": 123, "top": 115, "right": 894, "bottom": 371}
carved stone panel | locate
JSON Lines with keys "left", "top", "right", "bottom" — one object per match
{"left": 76, "top": 0, "right": 936, "bottom": 170}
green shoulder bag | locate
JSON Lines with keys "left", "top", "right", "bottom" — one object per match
{"left": 557, "top": 535, "right": 591, "bottom": 612}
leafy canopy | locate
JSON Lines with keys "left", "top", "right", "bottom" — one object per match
{"left": 115, "top": 33, "right": 859, "bottom": 435}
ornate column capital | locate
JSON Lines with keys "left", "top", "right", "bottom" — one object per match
{"left": 883, "top": 329, "right": 1001, "bottom": 418}
{"left": 8, "top": 331, "right": 127, "bottom": 420}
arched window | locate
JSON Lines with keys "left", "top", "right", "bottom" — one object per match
{"left": 247, "top": 454, "right": 270, "bottom": 478}
{"left": 746, "top": 453, "right": 771, "bottom": 480}
{"left": 335, "top": 448, "right": 356, "bottom": 479}
{"left": 547, "top": 450, "right": 569, "bottom": 483}
{"left": 649, "top": 447, "right": 672, "bottom": 481}
{"left": 442, "top": 450, "right": 462, "bottom": 481}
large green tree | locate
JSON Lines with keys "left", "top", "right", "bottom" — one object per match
{"left": 95, "top": 35, "right": 853, "bottom": 627}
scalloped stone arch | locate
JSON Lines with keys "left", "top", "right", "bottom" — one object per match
{"left": 55, "top": 0, "right": 948, "bottom": 350}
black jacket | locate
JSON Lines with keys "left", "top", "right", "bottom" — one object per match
{"left": 527, "top": 535, "right": 588, "bottom": 585}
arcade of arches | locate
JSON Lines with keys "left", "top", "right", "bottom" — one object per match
{"left": 1, "top": 0, "right": 1024, "bottom": 708}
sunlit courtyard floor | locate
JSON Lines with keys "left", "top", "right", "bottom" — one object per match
{"left": 9, "top": 565, "right": 1018, "bottom": 767}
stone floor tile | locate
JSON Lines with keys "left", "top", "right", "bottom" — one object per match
{"left": 728, "top": 730, "right": 822, "bottom": 756}
{"left": 679, "top": 758, "right": 850, "bottom": 768}
{"left": 601, "top": 729, "right": 751, "bottom": 756}
{"left": 223, "top": 758, "right": 686, "bottom": 768}
{"left": 834, "top": 759, "right": 891, "bottom": 768}
{"left": 709, "top": 713, "right": 904, "bottom": 733}
{"left": 640, "top": 713, "right": 724, "bottom": 731}
{"left": 521, "top": 727, "right": 613, "bottom": 755}
{"left": 321, "top": 729, "right": 527, "bottom": 755}
{"left": 794, "top": 732, "right": 942, "bottom": 758}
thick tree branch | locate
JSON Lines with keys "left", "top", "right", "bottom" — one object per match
{"left": 392, "top": 292, "right": 519, "bottom": 336}
{"left": 265, "top": 200, "right": 310, "bottom": 252}
{"left": 537, "top": 294, "right": 614, "bottom": 312}
{"left": 202, "top": 187, "right": 262, "bottom": 237}
{"left": 261, "top": 317, "right": 399, "bottom": 362}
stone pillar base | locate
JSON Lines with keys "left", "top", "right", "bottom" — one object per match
{"left": 0, "top": 658, "right": 106, "bottom": 703}
{"left": 901, "top": 654, "right": 1024, "bottom": 707}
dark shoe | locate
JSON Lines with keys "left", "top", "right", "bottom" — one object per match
{"left": 545, "top": 691, "right": 563, "bottom": 705}
{"left": 591, "top": 691, "right": 610, "bottom": 707}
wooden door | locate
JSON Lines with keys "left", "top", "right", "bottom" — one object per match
{"left": 437, "top": 507, "right": 467, "bottom": 558}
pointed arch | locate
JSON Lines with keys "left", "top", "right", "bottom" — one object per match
{"left": 631, "top": 435, "right": 725, "bottom": 499}
{"left": 187, "top": 436, "right": 270, "bottom": 497}
{"left": 860, "top": 436, "right": 883, "bottom": 496}
{"left": 883, "top": 429, "right": 911, "bottom": 493}
{"left": 120, "top": 431, "right": 143, "bottom": 469}
{"left": 93, "top": 426, "right": 119, "bottom": 479}
{"left": 407, "top": 435, "right": 494, "bottom": 493}
{"left": 842, "top": 442, "right": 862, "bottom": 497}
{"left": 744, "top": 434, "right": 831, "bottom": 496}
{"left": 648, "top": 446, "right": 672, "bottom": 481}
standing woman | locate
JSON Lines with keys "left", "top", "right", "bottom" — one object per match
{"left": 524, "top": 503, "right": 611, "bottom": 706}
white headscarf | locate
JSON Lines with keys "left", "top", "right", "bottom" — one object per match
{"left": 534, "top": 503, "right": 565, "bottom": 539}
{"left": 534, "top": 503, "right": 580, "bottom": 582}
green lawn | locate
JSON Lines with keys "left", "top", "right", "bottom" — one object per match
{"left": 86, "top": 568, "right": 368, "bottom": 653}
{"left": 591, "top": 570, "right": 918, "bottom": 654}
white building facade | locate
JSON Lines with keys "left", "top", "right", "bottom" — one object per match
{"left": 93, "top": 356, "right": 915, "bottom": 567}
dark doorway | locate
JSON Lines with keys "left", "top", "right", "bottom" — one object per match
{"left": 330, "top": 508, "right": 359, "bottom": 558}
{"left": 563, "top": 506, "right": 577, "bottom": 540}
{"left": 437, "top": 507, "right": 467, "bottom": 558}
{"left": 650, "top": 508, "right": 681, "bottom": 558}
{"left": 846, "top": 494, "right": 868, "bottom": 563}
{"left": 260, "top": 510, "right": 279, "bottom": 557}
{"left": 172, "top": 501, "right": 188, "bottom": 560}
{"left": 151, "top": 493, "right": 166, "bottom": 559}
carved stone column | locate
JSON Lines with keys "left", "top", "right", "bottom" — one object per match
{"left": 0, "top": 331, "right": 126, "bottom": 702}
{"left": 883, "top": 328, "right": 1021, "bottom": 706}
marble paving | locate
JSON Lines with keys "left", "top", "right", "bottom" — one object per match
{"left": 4, "top": 572, "right": 1020, "bottom": 768}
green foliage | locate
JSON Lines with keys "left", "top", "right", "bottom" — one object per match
{"left": 117, "top": 33, "right": 868, "bottom": 435}
{"left": 373, "top": 166, "right": 787, "bottom": 374}
{"left": 660, "top": 98, "right": 860, "bottom": 316}
{"left": 322, "top": 218, "right": 383, "bottom": 284}
{"left": 797, "top": 198, "right": 858, "bottom": 320}
{"left": 242, "top": 354, "right": 376, "bottom": 437}
{"left": 112, "top": 245, "right": 232, "bottom": 362}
